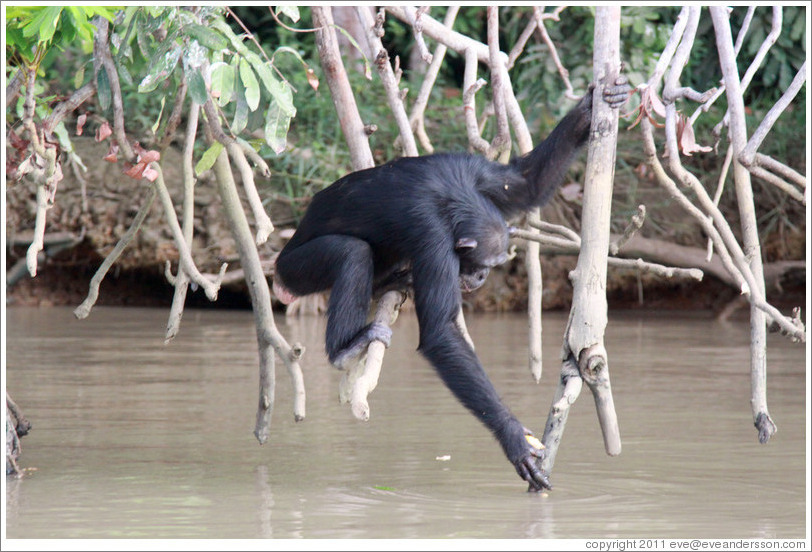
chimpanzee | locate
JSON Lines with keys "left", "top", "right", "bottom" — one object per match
{"left": 274, "top": 78, "right": 630, "bottom": 491}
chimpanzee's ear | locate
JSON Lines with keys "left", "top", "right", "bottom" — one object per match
{"left": 455, "top": 237, "right": 478, "bottom": 251}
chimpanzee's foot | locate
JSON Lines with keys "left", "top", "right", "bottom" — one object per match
{"left": 331, "top": 322, "right": 393, "bottom": 369}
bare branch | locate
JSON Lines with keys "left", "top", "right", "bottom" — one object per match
{"left": 524, "top": 209, "right": 544, "bottom": 383}
{"left": 312, "top": 7, "right": 375, "bottom": 170}
{"left": 93, "top": 17, "right": 134, "bottom": 161}
{"left": 541, "top": 357, "right": 583, "bottom": 472}
{"left": 734, "top": 6, "right": 757, "bottom": 55}
{"left": 203, "top": 99, "right": 274, "bottom": 244}
{"left": 510, "top": 228, "right": 579, "bottom": 250}
{"left": 506, "top": 14, "right": 538, "bottom": 70}
{"left": 339, "top": 290, "right": 406, "bottom": 421}
{"left": 152, "top": 164, "right": 225, "bottom": 301}
{"left": 43, "top": 83, "right": 95, "bottom": 134}
{"left": 24, "top": 147, "right": 59, "bottom": 278}
{"left": 405, "top": 6, "right": 460, "bottom": 153}
{"left": 564, "top": 6, "right": 623, "bottom": 458}
{"left": 386, "top": 6, "right": 492, "bottom": 64}
{"left": 402, "top": 5, "right": 433, "bottom": 64}
{"left": 527, "top": 219, "right": 582, "bottom": 244}
{"left": 748, "top": 165, "right": 805, "bottom": 203}
{"left": 462, "top": 48, "right": 490, "bottom": 154}
{"left": 486, "top": 7, "right": 511, "bottom": 162}
{"left": 740, "top": 61, "right": 807, "bottom": 165}
{"left": 712, "top": 6, "right": 785, "bottom": 444}
{"left": 513, "top": 227, "right": 705, "bottom": 282}
{"left": 211, "top": 144, "right": 307, "bottom": 432}
{"left": 6, "top": 67, "right": 24, "bottom": 108}
{"left": 710, "top": 7, "right": 784, "bottom": 134}
{"left": 164, "top": 101, "right": 199, "bottom": 343}
{"left": 532, "top": 7, "right": 577, "bottom": 100}
{"left": 647, "top": 6, "right": 691, "bottom": 91}
{"left": 644, "top": 115, "right": 803, "bottom": 341}
{"left": 609, "top": 205, "right": 646, "bottom": 255}
{"left": 662, "top": 7, "right": 701, "bottom": 104}
{"left": 355, "top": 6, "right": 419, "bottom": 157}
{"left": 688, "top": 5, "right": 755, "bottom": 124}
{"left": 21, "top": 68, "right": 61, "bottom": 278}
{"left": 754, "top": 153, "right": 806, "bottom": 188}
{"left": 74, "top": 187, "right": 157, "bottom": 319}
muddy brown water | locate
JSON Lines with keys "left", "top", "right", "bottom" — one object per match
{"left": 3, "top": 307, "right": 807, "bottom": 539}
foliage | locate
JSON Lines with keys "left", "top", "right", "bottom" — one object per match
{"left": 5, "top": 5, "right": 805, "bottom": 247}
{"left": 5, "top": 6, "right": 116, "bottom": 66}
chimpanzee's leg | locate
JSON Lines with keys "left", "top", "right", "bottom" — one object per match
{"left": 275, "top": 235, "right": 390, "bottom": 367}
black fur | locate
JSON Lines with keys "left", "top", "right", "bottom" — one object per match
{"left": 274, "top": 80, "right": 629, "bottom": 491}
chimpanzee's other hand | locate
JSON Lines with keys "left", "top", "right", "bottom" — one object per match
{"left": 603, "top": 75, "right": 631, "bottom": 108}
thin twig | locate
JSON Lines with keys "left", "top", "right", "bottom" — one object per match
{"left": 462, "top": 48, "right": 490, "bottom": 154}
{"left": 527, "top": 219, "right": 581, "bottom": 244}
{"left": 355, "top": 6, "right": 418, "bottom": 157}
{"left": 402, "top": 6, "right": 433, "bottom": 64}
{"left": 43, "top": 82, "right": 95, "bottom": 134}
{"left": 152, "top": 164, "right": 225, "bottom": 301}
{"left": 532, "top": 7, "right": 577, "bottom": 100}
{"left": 203, "top": 99, "right": 274, "bottom": 244}
{"left": 754, "top": 153, "right": 806, "bottom": 188}
{"left": 486, "top": 7, "right": 511, "bottom": 162}
{"left": 164, "top": 101, "right": 200, "bottom": 343}
{"left": 93, "top": 17, "right": 134, "bottom": 160}
{"left": 403, "top": 6, "right": 460, "bottom": 153}
{"left": 157, "top": 77, "right": 188, "bottom": 151}
{"left": 74, "top": 187, "right": 157, "bottom": 319}
{"left": 740, "top": 61, "right": 807, "bottom": 165}
{"left": 709, "top": 7, "right": 784, "bottom": 133}
{"left": 609, "top": 205, "right": 646, "bottom": 255}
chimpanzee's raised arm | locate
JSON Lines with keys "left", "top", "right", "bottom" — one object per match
{"left": 479, "top": 77, "right": 631, "bottom": 219}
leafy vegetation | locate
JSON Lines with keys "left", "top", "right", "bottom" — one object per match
{"left": 5, "top": 5, "right": 805, "bottom": 249}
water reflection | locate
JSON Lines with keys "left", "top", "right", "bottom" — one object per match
{"left": 4, "top": 307, "right": 807, "bottom": 538}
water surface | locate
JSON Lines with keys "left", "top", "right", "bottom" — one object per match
{"left": 4, "top": 307, "right": 808, "bottom": 539}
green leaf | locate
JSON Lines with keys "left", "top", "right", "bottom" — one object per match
{"left": 74, "top": 65, "right": 86, "bottom": 89}
{"left": 152, "top": 96, "right": 166, "bottom": 134}
{"left": 187, "top": 68, "right": 209, "bottom": 105}
{"left": 22, "top": 7, "right": 63, "bottom": 44}
{"left": 116, "top": 60, "right": 133, "bottom": 86}
{"left": 210, "top": 62, "right": 235, "bottom": 107}
{"left": 275, "top": 6, "right": 300, "bottom": 23}
{"left": 232, "top": 70, "right": 249, "bottom": 134}
{"left": 239, "top": 57, "right": 260, "bottom": 111}
{"left": 247, "top": 52, "right": 296, "bottom": 117}
{"left": 210, "top": 18, "right": 247, "bottom": 53}
{"left": 97, "top": 66, "right": 112, "bottom": 111}
{"left": 138, "top": 45, "right": 182, "bottom": 93}
{"left": 195, "top": 142, "right": 224, "bottom": 175}
{"left": 59, "top": 8, "right": 79, "bottom": 42}
{"left": 264, "top": 101, "right": 292, "bottom": 155}
{"left": 83, "top": 6, "right": 116, "bottom": 22}
{"left": 186, "top": 23, "right": 229, "bottom": 51}
{"left": 333, "top": 25, "right": 372, "bottom": 80}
